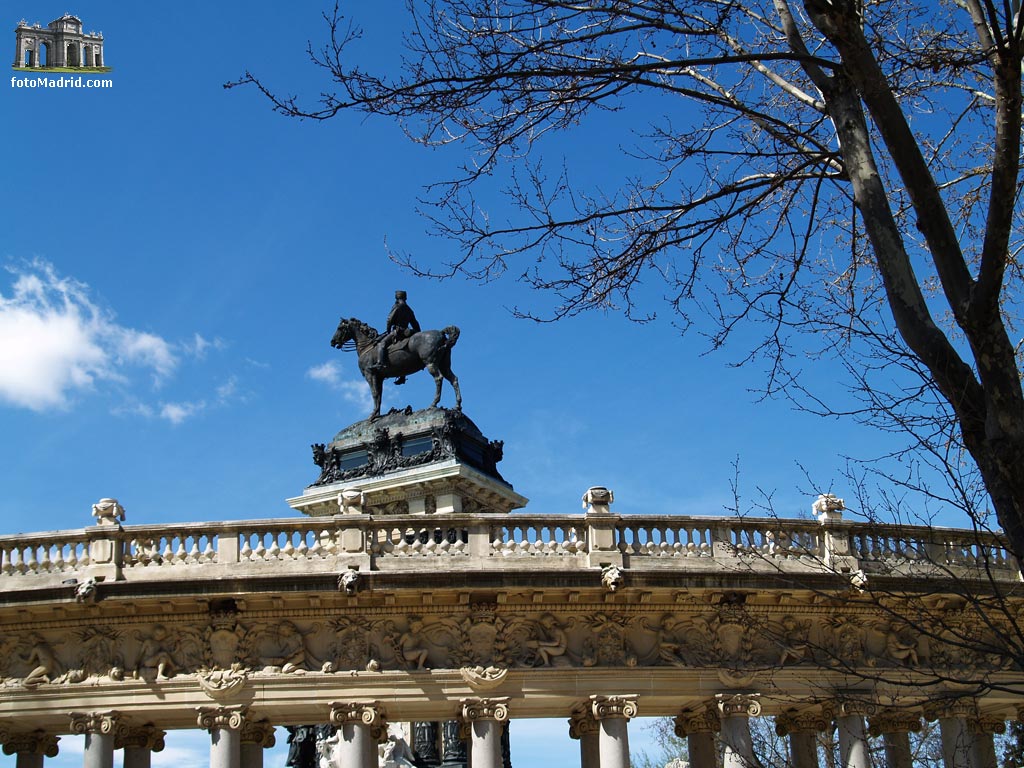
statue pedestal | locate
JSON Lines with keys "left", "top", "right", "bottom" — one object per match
{"left": 288, "top": 408, "right": 527, "bottom": 517}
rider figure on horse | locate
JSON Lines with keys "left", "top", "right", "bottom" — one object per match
{"left": 372, "top": 290, "right": 421, "bottom": 383}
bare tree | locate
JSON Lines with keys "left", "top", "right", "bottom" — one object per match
{"left": 229, "top": 0, "right": 1024, "bottom": 557}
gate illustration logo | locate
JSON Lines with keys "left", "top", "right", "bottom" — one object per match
{"left": 12, "top": 14, "right": 110, "bottom": 71}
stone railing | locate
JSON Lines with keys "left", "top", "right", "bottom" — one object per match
{"left": 0, "top": 508, "right": 1017, "bottom": 589}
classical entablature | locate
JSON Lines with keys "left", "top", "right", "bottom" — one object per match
{"left": 0, "top": 409, "right": 1021, "bottom": 768}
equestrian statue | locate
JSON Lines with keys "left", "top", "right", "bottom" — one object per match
{"left": 330, "top": 290, "right": 462, "bottom": 420}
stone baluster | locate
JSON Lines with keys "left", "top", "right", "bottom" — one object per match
{"left": 827, "top": 699, "right": 874, "bottom": 768}
{"left": 240, "top": 719, "right": 275, "bottom": 768}
{"left": 714, "top": 694, "right": 761, "bottom": 768}
{"left": 867, "top": 709, "right": 921, "bottom": 768}
{"left": 1, "top": 730, "right": 60, "bottom": 768}
{"left": 776, "top": 710, "right": 828, "bottom": 768}
{"left": 328, "top": 701, "right": 387, "bottom": 768}
{"left": 969, "top": 715, "right": 1005, "bottom": 768}
{"left": 591, "top": 695, "right": 638, "bottom": 768}
{"left": 673, "top": 707, "right": 720, "bottom": 768}
{"left": 197, "top": 705, "right": 248, "bottom": 768}
{"left": 413, "top": 722, "right": 442, "bottom": 768}
{"left": 116, "top": 724, "right": 166, "bottom": 768}
{"left": 70, "top": 712, "right": 126, "bottom": 768}
{"left": 461, "top": 698, "right": 509, "bottom": 768}
{"left": 925, "top": 699, "right": 979, "bottom": 768}
{"left": 441, "top": 719, "right": 469, "bottom": 768}
{"left": 569, "top": 704, "right": 601, "bottom": 768}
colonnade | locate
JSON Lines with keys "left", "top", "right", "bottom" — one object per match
{"left": 0, "top": 694, "right": 1013, "bottom": 768}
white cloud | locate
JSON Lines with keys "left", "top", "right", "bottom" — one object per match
{"left": 160, "top": 400, "right": 205, "bottom": 425}
{"left": 307, "top": 360, "right": 373, "bottom": 411}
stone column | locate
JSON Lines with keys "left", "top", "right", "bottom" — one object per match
{"left": 197, "top": 706, "right": 248, "bottom": 768}
{"left": 867, "top": 710, "right": 921, "bottom": 768}
{"left": 968, "top": 715, "right": 1004, "bottom": 768}
{"left": 413, "top": 722, "right": 442, "bottom": 767}
{"left": 1, "top": 730, "right": 60, "bottom": 768}
{"left": 461, "top": 698, "right": 509, "bottom": 768}
{"left": 70, "top": 711, "right": 125, "bottom": 768}
{"left": 715, "top": 694, "right": 761, "bottom": 768}
{"left": 569, "top": 704, "right": 601, "bottom": 768}
{"left": 776, "top": 710, "right": 827, "bottom": 768}
{"left": 673, "top": 707, "right": 719, "bottom": 768}
{"left": 591, "top": 695, "right": 638, "bottom": 768}
{"left": 828, "top": 700, "right": 873, "bottom": 768}
{"left": 925, "top": 699, "right": 979, "bottom": 768}
{"left": 116, "top": 724, "right": 166, "bottom": 768}
{"left": 329, "top": 701, "right": 387, "bottom": 768}
{"left": 441, "top": 720, "right": 469, "bottom": 768}
{"left": 240, "top": 720, "right": 275, "bottom": 768}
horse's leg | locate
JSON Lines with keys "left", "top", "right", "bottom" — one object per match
{"left": 366, "top": 373, "right": 382, "bottom": 420}
{"left": 441, "top": 363, "right": 462, "bottom": 411}
{"left": 426, "top": 363, "right": 443, "bottom": 408}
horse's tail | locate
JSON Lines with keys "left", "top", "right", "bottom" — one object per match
{"left": 441, "top": 325, "right": 460, "bottom": 350}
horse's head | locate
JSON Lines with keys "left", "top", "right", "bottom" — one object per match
{"left": 331, "top": 318, "right": 353, "bottom": 349}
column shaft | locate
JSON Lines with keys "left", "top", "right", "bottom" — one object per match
{"left": 971, "top": 731, "right": 997, "bottom": 768}
{"left": 469, "top": 719, "right": 502, "bottom": 768}
{"left": 123, "top": 747, "right": 152, "bottom": 768}
{"left": 789, "top": 731, "right": 819, "bottom": 768}
{"left": 579, "top": 730, "right": 600, "bottom": 768}
{"left": 15, "top": 756, "right": 43, "bottom": 768}
{"left": 882, "top": 731, "right": 913, "bottom": 768}
{"left": 333, "top": 722, "right": 372, "bottom": 768}
{"left": 836, "top": 715, "right": 870, "bottom": 768}
{"left": 720, "top": 715, "right": 757, "bottom": 768}
{"left": 688, "top": 731, "right": 717, "bottom": 768}
{"left": 210, "top": 727, "right": 240, "bottom": 768}
{"left": 83, "top": 731, "right": 114, "bottom": 768}
{"left": 939, "top": 718, "right": 975, "bottom": 768}
{"left": 598, "top": 717, "right": 630, "bottom": 768}
{"left": 240, "top": 742, "right": 264, "bottom": 768}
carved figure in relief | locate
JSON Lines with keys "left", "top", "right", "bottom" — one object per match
{"left": 884, "top": 627, "right": 919, "bottom": 666}
{"left": 640, "top": 615, "right": 687, "bottom": 667}
{"left": 530, "top": 614, "right": 568, "bottom": 666}
{"left": 136, "top": 624, "right": 176, "bottom": 679}
{"left": 68, "top": 626, "right": 124, "bottom": 682}
{"left": 399, "top": 618, "right": 429, "bottom": 670}
{"left": 21, "top": 634, "right": 57, "bottom": 688}
{"left": 263, "top": 621, "right": 306, "bottom": 673}
{"left": 777, "top": 615, "right": 810, "bottom": 665}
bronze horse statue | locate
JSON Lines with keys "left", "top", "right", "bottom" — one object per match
{"left": 330, "top": 318, "right": 462, "bottom": 420}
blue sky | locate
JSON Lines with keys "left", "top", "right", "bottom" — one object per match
{"left": 1, "top": 2, "right": 952, "bottom": 765}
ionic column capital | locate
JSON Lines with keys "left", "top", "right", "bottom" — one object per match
{"left": 923, "top": 697, "right": 977, "bottom": 722}
{"left": 1, "top": 730, "right": 60, "bottom": 757}
{"left": 115, "top": 723, "right": 166, "bottom": 752}
{"left": 824, "top": 696, "right": 877, "bottom": 719}
{"left": 328, "top": 701, "right": 386, "bottom": 728}
{"left": 196, "top": 705, "right": 249, "bottom": 732}
{"left": 590, "top": 694, "right": 638, "bottom": 721}
{"left": 775, "top": 710, "right": 829, "bottom": 736}
{"left": 714, "top": 693, "right": 761, "bottom": 719}
{"left": 462, "top": 697, "right": 510, "bottom": 723}
{"left": 867, "top": 709, "right": 922, "bottom": 737}
{"left": 568, "top": 704, "right": 599, "bottom": 739}
{"left": 674, "top": 708, "right": 720, "bottom": 737}
{"left": 969, "top": 716, "right": 1006, "bottom": 736}
{"left": 239, "top": 719, "right": 276, "bottom": 748}
{"left": 69, "top": 710, "right": 128, "bottom": 738}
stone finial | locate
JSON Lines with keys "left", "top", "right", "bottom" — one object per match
{"left": 582, "top": 486, "right": 614, "bottom": 514}
{"left": 813, "top": 494, "right": 845, "bottom": 522}
{"left": 91, "top": 498, "right": 125, "bottom": 525}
